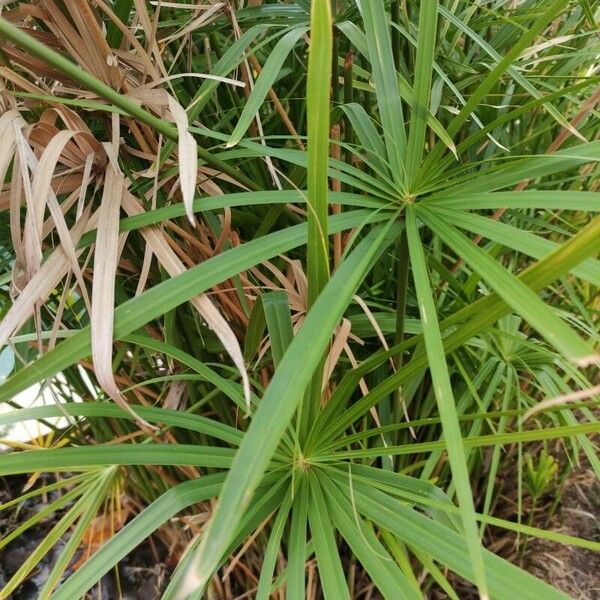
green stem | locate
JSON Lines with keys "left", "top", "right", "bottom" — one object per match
{"left": 300, "top": 0, "right": 334, "bottom": 439}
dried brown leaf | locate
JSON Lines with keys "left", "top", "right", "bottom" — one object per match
{"left": 167, "top": 94, "right": 197, "bottom": 226}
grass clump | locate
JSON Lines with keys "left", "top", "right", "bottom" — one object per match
{"left": 0, "top": 0, "right": 599, "bottom": 598}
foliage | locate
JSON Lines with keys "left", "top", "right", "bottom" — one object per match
{"left": 0, "top": 0, "right": 599, "bottom": 597}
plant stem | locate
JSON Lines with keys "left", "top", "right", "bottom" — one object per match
{"left": 299, "top": 0, "right": 333, "bottom": 441}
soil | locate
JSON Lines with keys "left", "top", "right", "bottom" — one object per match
{"left": 471, "top": 464, "right": 600, "bottom": 600}
{"left": 523, "top": 468, "right": 600, "bottom": 600}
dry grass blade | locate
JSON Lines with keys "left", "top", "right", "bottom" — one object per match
{"left": 24, "top": 128, "right": 92, "bottom": 310}
{"left": 121, "top": 192, "right": 251, "bottom": 410}
{"left": 14, "top": 124, "right": 42, "bottom": 283}
{"left": 91, "top": 162, "right": 154, "bottom": 430}
{"left": 167, "top": 95, "right": 198, "bottom": 226}
{"left": 322, "top": 318, "right": 351, "bottom": 392}
{"left": 1, "top": 3, "right": 599, "bottom": 598}
{"left": 0, "top": 109, "right": 21, "bottom": 191}
{"left": 192, "top": 294, "right": 251, "bottom": 410}
{"left": 158, "top": 2, "right": 224, "bottom": 45}
{"left": 0, "top": 208, "right": 92, "bottom": 349}
{"left": 522, "top": 384, "right": 600, "bottom": 422}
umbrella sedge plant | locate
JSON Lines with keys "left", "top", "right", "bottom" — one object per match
{"left": 0, "top": 0, "right": 599, "bottom": 597}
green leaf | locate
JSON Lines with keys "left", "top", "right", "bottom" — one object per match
{"left": 186, "top": 25, "right": 268, "bottom": 120}
{"left": 319, "top": 469, "right": 420, "bottom": 600}
{"left": 330, "top": 472, "right": 569, "bottom": 600}
{"left": 406, "top": 1, "right": 439, "bottom": 185}
{"left": 0, "top": 445, "right": 239, "bottom": 476}
{"left": 338, "top": 102, "right": 389, "bottom": 175}
{"left": 315, "top": 214, "right": 600, "bottom": 445}
{"left": 176, "top": 221, "right": 398, "bottom": 594}
{"left": 430, "top": 141, "right": 600, "bottom": 198}
{"left": 410, "top": 546, "right": 460, "bottom": 600}
{"left": 53, "top": 474, "right": 225, "bottom": 599}
{"left": 433, "top": 207, "right": 600, "bottom": 286}
{"left": 306, "top": 0, "right": 332, "bottom": 305}
{"left": 344, "top": 463, "right": 458, "bottom": 529}
{"left": 0, "top": 210, "right": 383, "bottom": 404}
{"left": 419, "top": 205, "right": 598, "bottom": 366}
{"left": 255, "top": 489, "right": 293, "bottom": 600}
{"left": 105, "top": 0, "right": 133, "bottom": 46}
{"left": 78, "top": 190, "right": 386, "bottom": 249}
{"left": 405, "top": 205, "right": 488, "bottom": 598}
{"left": 244, "top": 294, "right": 268, "bottom": 363}
{"left": 320, "top": 421, "right": 600, "bottom": 460}
{"left": 2, "top": 469, "right": 115, "bottom": 597}
{"left": 126, "top": 333, "right": 248, "bottom": 409}
{"left": 437, "top": 4, "right": 586, "bottom": 146}
{"left": 577, "top": 0, "right": 596, "bottom": 26}
{"left": 160, "top": 474, "right": 289, "bottom": 600}
{"left": 263, "top": 291, "right": 295, "bottom": 368}
{"left": 348, "top": 312, "right": 421, "bottom": 338}
{"left": 444, "top": 0, "right": 569, "bottom": 139}
{"left": 0, "top": 480, "right": 90, "bottom": 552}
{"left": 308, "top": 473, "right": 351, "bottom": 600}
{"left": 357, "top": 0, "right": 407, "bottom": 187}
{"left": 286, "top": 477, "right": 310, "bottom": 600}
{"left": 428, "top": 190, "right": 600, "bottom": 212}
{"left": 0, "top": 403, "right": 242, "bottom": 446}
{"left": 227, "top": 27, "right": 307, "bottom": 147}
{"left": 38, "top": 469, "right": 118, "bottom": 599}
{"left": 192, "top": 126, "right": 399, "bottom": 199}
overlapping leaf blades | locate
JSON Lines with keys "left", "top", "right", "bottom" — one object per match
{"left": 0, "top": 1, "right": 598, "bottom": 598}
